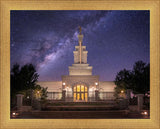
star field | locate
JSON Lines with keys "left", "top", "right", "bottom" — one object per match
{"left": 11, "top": 10, "right": 150, "bottom": 81}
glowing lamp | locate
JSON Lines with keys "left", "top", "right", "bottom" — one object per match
{"left": 63, "top": 82, "right": 66, "bottom": 85}
{"left": 141, "top": 111, "right": 148, "bottom": 115}
{"left": 12, "top": 112, "right": 16, "bottom": 115}
{"left": 144, "top": 111, "right": 147, "bottom": 115}
{"left": 121, "top": 90, "right": 124, "bottom": 93}
{"left": 95, "top": 82, "right": 98, "bottom": 85}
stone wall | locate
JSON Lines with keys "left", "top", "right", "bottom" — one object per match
{"left": 62, "top": 75, "right": 99, "bottom": 88}
{"left": 99, "top": 81, "right": 116, "bottom": 92}
{"left": 37, "top": 81, "right": 62, "bottom": 92}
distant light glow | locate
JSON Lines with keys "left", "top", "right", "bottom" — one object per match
{"left": 141, "top": 111, "right": 148, "bottom": 115}
{"left": 144, "top": 112, "right": 147, "bottom": 115}
{"left": 121, "top": 90, "right": 124, "bottom": 93}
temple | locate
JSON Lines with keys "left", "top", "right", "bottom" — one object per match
{"left": 38, "top": 27, "right": 116, "bottom": 102}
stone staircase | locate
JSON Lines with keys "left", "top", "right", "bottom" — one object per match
{"left": 44, "top": 100, "right": 117, "bottom": 111}
{"left": 20, "top": 110, "right": 128, "bottom": 119}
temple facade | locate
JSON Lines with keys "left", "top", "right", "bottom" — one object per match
{"left": 38, "top": 28, "right": 116, "bottom": 102}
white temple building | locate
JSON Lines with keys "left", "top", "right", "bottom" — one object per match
{"left": 38, "top": 27, "right": 116, "bottom": 102}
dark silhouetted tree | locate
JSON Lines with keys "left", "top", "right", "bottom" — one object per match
{"left": 11, "top": 63, "right": 39, "bottom": 98}
{"left": 132, "top": 61, "right": 150, "bottom": 94}
{"left": 114, "top": 60, "right": 150, "bottom": 97}
{"left": 114, "top": 69, "right": 133, "bottom": 98}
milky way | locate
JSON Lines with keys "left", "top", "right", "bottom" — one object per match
{"left": 11, "top": 10, "right": 150, "bottom": 81}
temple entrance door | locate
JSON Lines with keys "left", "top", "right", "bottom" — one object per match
{"left": 73, "top": 85, "right": 88, "bottom": 102}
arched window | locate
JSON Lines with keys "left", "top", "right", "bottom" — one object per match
{"left": 73, "top": 85, "right": 88, "bottom": 102}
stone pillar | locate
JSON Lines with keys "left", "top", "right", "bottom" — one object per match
{"left": 16, "top": 94, "right": 24, "bottom": 109}
{"left": 137, "top": 94, "right": 144, "bottom": 112}
{"left": 95, "top": 90, "right": 99, "bottom": 101}
{"left": 126, "top": 89, "right": 132, "bottom": 100}
{"left": 62, "top": 90, "right": 66, "bottom": 101}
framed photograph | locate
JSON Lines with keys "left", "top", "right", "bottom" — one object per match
{"left": 0, "top": 0, "right": 160, "bottom": 128}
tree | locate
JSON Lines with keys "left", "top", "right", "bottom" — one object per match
{"left": 11, "top": 63, "right": 20, "bottom": 97}
{"left": 33, "top": 85, "right": 48, "bottom": 100}
{"left": 114, "top": 60, "right": 150, "bottom": 96}
{"left": 115, "top": 69, "right": 132, "bottom": 90}
{"left": 11, "top": 63, "right": 39, "bottom": 93}
{"left": 132, "top": 61, "right": 150, "bottom": 94}
{"left": 114, "top": 69, "right": 132, "bottom": 98}
{"left": 11, "top": 63, "right": 39, "bottom": 106}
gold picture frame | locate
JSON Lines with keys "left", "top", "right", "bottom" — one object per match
{"left": 0, "top": 0, "right": 159, "bottom": 128}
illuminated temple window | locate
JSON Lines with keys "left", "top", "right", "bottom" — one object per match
{"left": 85, "top": 93, "right": 88, "bottom": 101}
{"left": 81, "top": 85, "right": 84, "bottom": 92}
{"left": 74, "top": 93, "right": 76, "bottom": 101}
{"left": 73, "top": 85, "right": 88, "bottom": 102}
{"left": 77, "top": 85, "right": 80, "bottom": 92}
{"left": 81, "top": 93, "right": 84, "bottom": 100}
{"left": 85, "top": 87, "right": 87, "bottom": 92}
{"left": 77, "top": 93, "right": 80, "bottom": 100}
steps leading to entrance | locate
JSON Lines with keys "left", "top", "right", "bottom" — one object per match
{"left": 20, "top": 110, "right": 129, "bottom": 119}
{"left": 47, "top": 100, "right": 116, "bottom": 106}
{"left": 44, "top": 100, "right": 118, "bottom": 111}
{"left": 12, "top": 110, "right": 149, "bottom": 119}
{"left": 45, "top": 105, "right": 117, "bottom": 111}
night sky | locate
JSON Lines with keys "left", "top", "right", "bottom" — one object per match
{"left": 11, "top": 11, "right": 150, "bottom": 81}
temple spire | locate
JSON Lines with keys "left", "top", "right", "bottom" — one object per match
{"left": 79, "top": 26, "right": 82, "bottom": 35}
{"left": 78, "top": 26, "right": 83, "bottom": 44}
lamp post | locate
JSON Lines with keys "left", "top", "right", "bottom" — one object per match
{"left": 62, "top": 82, "right": 66, "bottom": 101}
{"left": 95, "top": 82, "right": 99, "bottom": 90}
{"left": 95, "top": 82, "right": 99, "bottom": 101}
{"left": 120, "top": 90, "right": 126, "bottom": 99}
{"left": 37, "top": 91, "right": 40, "bottom": 99}
{"left": 62, "top": 82, "right": 66, "bottom": 90}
